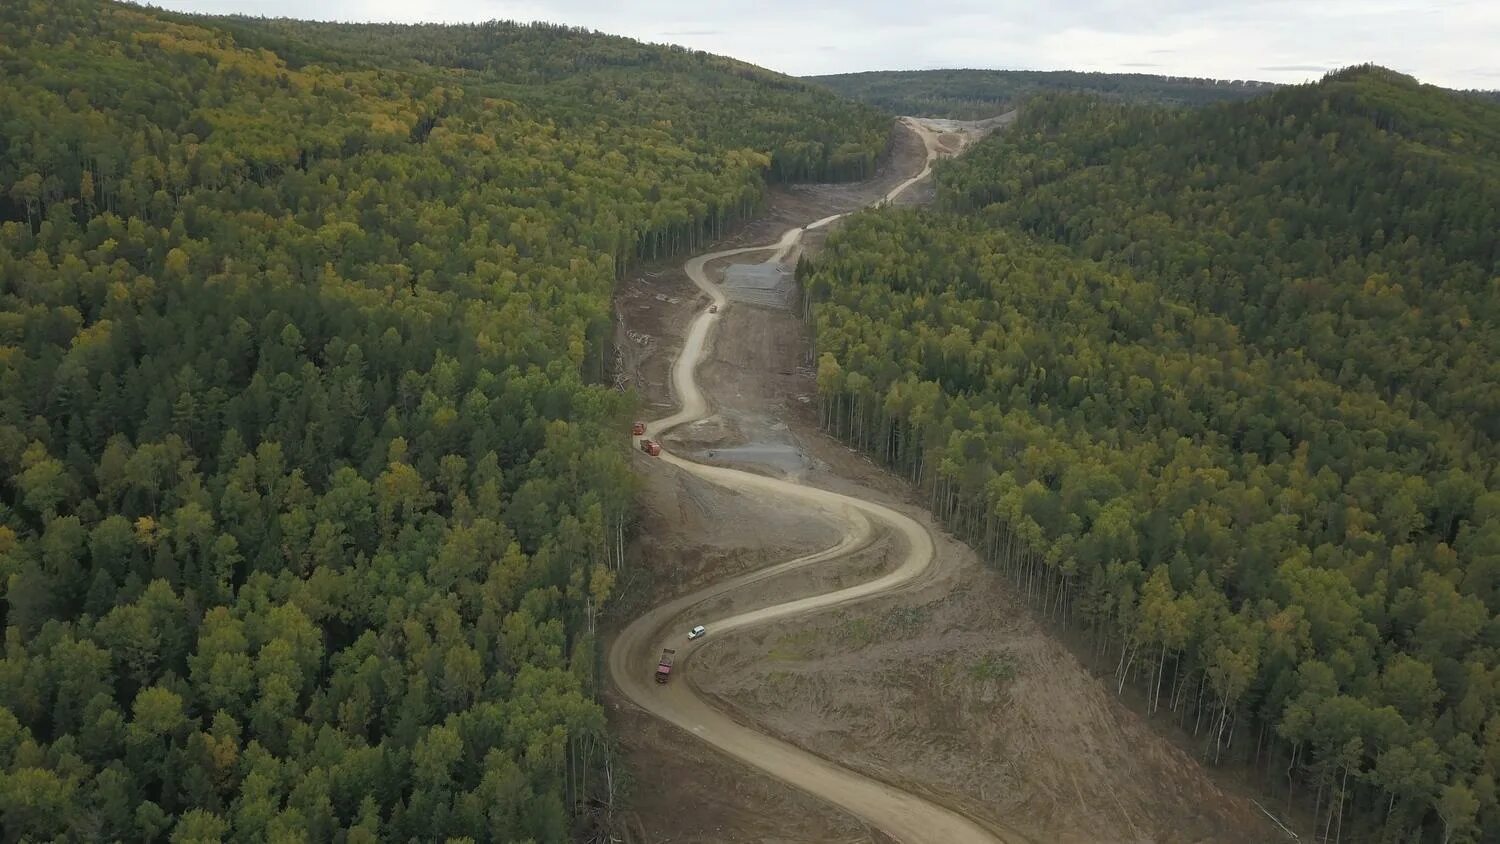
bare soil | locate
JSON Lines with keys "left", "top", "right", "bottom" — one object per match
{"left": 606, "top": 120, "right": 1284, "bottom": 843}
{"left": 605, "top": 458, "right": 864, "bottom": 842}
{"left": 716, "top": 121, "right": 930, "bottom": 251}
{"left": 609, "top": 703, "right": 895, "bottom": 844}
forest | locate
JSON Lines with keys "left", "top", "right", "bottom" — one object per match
{"left": 0, "top": 0, "right": 890, "bottom": 840}
{"left": 800, "top": 66, "right": 1500, "bottom": 842}
{"left": 203, "top": 15, "right": 893, "bottom": 184}
{"left": 808, "top": 68, "right": 1278, "bottom": 119}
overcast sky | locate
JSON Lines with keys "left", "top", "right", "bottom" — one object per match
{"left": 142, "top": 1, "right": 1498, "bottom": 89}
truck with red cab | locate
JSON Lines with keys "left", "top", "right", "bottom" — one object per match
{"left": 655, "top": 648, "right": 677, "bottom": 683}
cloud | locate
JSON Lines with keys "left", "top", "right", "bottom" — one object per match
{"left": 1260, "top": 64, "right": 1330, "bottom": 72}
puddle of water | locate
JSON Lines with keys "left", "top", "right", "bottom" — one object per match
{"left": 702, "top": 443, "right": 810, "bottom": 474}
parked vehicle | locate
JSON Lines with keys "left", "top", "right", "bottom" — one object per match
{"left": 688, "top": 625, "right": 707, "bottom": 640}
{"left": 709, "top": 304, "right": 718, "bottom": 313}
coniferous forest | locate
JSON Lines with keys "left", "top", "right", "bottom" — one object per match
{"left": 808, "top": 68, "right": 1280, "bottom": 120}
{"left": 800, "top": 66, "right": 1500, "bottom": 842}
{"left": 0, "top": 0, "right": 889, "bottom": 839}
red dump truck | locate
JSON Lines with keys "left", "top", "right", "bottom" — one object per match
{"left": 640, "top": 439, "right": 661, "bottom": 456}
{"left": 655, "top": 648, "right": 677, "bottom": 683}
{"left": 631, "top": 421, "right": 646, "bottom": 436}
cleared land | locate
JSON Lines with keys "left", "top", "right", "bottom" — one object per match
{"left": 606, "top": 115, "right": 1279, "bottom": 842}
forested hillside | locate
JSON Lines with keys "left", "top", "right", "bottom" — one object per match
{"left": 807, "top": 69, "right": 1276, "bottom": 119}
{"left": 801, "top": 67, "right": 1500, "bottom": 842}
{"left": 208, "top": 16, "right": 892, "bottom": 183}
{"left": 0, "top": 0, "right": 889, "bottom": 839}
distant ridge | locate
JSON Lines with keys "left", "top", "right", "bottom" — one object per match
{"left": 808, "top": 66, "right": 1500, "bottom": 119}
{"left": 806, "top": 68, "right": 1277, "bottom": 119}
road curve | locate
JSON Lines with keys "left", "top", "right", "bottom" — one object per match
{"left": 610, "top": 117, "right": 1016, "bottom": 843}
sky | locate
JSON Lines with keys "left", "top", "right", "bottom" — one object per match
{"left": 141, "top": 0, "right": 1499, "bottom": 89}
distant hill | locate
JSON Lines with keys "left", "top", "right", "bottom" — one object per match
{"left": 806, "top": 69, "right": 1278, "bottom": 118}
{"left": 191, "top": 14, "right": 891, "bottom": 182}
{"left": 200, "top": 15, "right": 893, "bottom": 181}
{"left": 941, "top": 63, "right": 1500, "bottom": 437}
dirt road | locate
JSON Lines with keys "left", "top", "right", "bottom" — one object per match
{"left": 608, "top": 116, "right": 1015, "bottom": 843}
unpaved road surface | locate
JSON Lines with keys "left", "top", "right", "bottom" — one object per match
{"left": 607, "top": 112, "right": 1280, "bottom": 843}
{"left": 609, "top": 117, "right": 1013, "bottom": 843}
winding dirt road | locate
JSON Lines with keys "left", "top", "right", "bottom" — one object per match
{"left": 609, "top": 116, "right": 1016, "bottom": 843}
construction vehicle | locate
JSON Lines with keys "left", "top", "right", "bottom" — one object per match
{"left": 709, "top": 304, "right": 718, "bottom": 313}
{"left": 640, "top": 439, "right": 661, "bottom": 456}
{"left": 655, "top": 648, "right": 677, "bottom": 683}
{"left": 631, "top": 421, "right": 646, "bottom": 436}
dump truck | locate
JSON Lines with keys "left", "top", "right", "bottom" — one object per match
{"left": 655, "top": 648, "right": 677, "bottom": 683}
{"left": 631, "top": 421, "right": 646, "bottom": 436}
{"left": 709, "top": 304, "right": 718, "bottom": 313}
{"left": 640, "top": 439, "right": 661, "bottom": 456}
